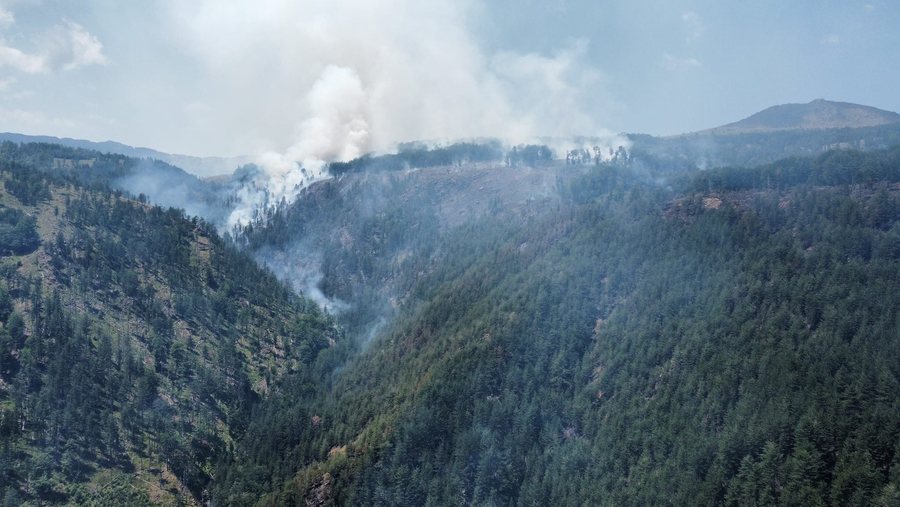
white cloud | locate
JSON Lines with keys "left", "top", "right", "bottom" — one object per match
{"left": 681, "top": 11, "right": 705, "bottom": 42}
{"left": 0, "top": 76, "right": 33, "bottom": 100}
{"left": 0, "top": 106, "right": 78, "bottom": 130}
{"left": 820, "top": 34, "right": 841, "bottom": 46}
{"left": 59, "top": 21, "right": 108, "bottom": 70}
{"left": 9, "top": 90, "right": 33, "bottom": 100}
{"left": 663, "top": 52, "right": 702, "bottom": 71}
{"left": 0, "top": 44, "right": 46, "bottom": 73}
{"left": 0, "top": 6, "right": 14, "bottom": 29}
{"left": 0, "top": 10, "right": 107, "bottom": 74}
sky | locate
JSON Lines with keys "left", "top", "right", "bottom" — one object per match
{"left": 0, "top": 0, "right": 898, "bottom": 159}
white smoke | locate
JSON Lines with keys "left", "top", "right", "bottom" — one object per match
{"left": 543, "top": 134, "right": 633, "bottom": 163}
{"left": 261, "top": 64, "right": 370, "bottom": 179}
{"left": 226, "top": 65, "right": 370, "bottom": 227}
{"left": 169, "top": 1, "right": 618, "bottom": 227}
{"left": 255, "top": 244, "right": 350, "bottom": 314}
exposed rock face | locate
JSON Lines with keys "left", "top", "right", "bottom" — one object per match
{"left": 305, "top": 473, "right": 333, "bottom": 507}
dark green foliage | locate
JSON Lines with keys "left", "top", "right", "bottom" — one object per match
{"left": 506, "top": 144, "right": 554, "bottom": 167}
{"left": 0, "top": 206, "right": 40, "bottom": 255}
{"left": 629, "top": 122, "right": 900, "bottom": 170}
{"left": 690, "top": 146, "right": 900, "bottom": 193}
{"left": 2, "top": 138, "right": 899, "bottom": 505}
{"left": 2, "top": 167, "right": 52, "bottom": 205}
{"left": 326, "top": 141, "right": 554, "bottom": 176}
{"left": 0, "top": 141, "right": 131, "bottom": 188}
{"left": 0, "top": 141, "right": 231, "bottom": 226}
{"left": 235, "top": 170, "right": 447, "bottom": 343}
{"left": 0, "top": 149, "right": 343, "bottom": 504}
{"left": 328, "top": 141, "right": 506, "bottom": 175}
{"left": 217, "top": 147, "right": 900, "bottom": 505}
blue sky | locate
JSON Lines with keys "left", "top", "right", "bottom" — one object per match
{"left": 481, "top": 0, "right": 900, "bottom": 134}
{"left": 0, "top": 0, "right": 897, "bottom": 157}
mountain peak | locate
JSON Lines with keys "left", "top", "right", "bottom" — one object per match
{"left": 700, "top": 99, "right": 900, "bottom": 135}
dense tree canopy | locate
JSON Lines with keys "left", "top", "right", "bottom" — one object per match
{"left": 0, "top": 146, "right": 344, "bottom": 505}
{"left": 217, "top": 149, "right": 900, "bottom": 506}
{"left": 1, "top": 140, "right": 898, "bottom": 505}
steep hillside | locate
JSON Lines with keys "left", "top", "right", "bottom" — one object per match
{"left": 703, "top": 99, "right": 900, "bottom": 135}
{"left": 237, "top": 161, "right": 590, "bottom": 342}
{"left": 0, "top": 141, "right": 230, "bottom": 227}
{"left": 0, "top": 156, "right": 343, "bottom": 504}
{"left": 630, "top": 122, "right": 900, "bottom": 171}
{"left": 2, "top": 134, "right": 898, "bottom": 506}
{"left": 218, "top": 148, "right": 900, "bottom": 505}
{"left": 0, "top": 133, "right": 249, "bottom": 178}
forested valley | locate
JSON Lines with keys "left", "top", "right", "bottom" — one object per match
{"left": 0, "top": 140, "right": 897, "bottom": 506}
{"left": 0, "top": 145, "right": 344, "bottom": 504}
{"left": 217, "top": 148, "right": 900, "bottom": 506}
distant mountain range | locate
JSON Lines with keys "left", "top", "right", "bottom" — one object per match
{"left": 2, "top": 99, "right": 899, "bottom": 179}
{"left": 698, "top": 99, "right": 900, "bottom": 135}
{"left": 0, "top": 132, "right": 250, "bottom": 177}
{"left": 624, "top": 99, "right": 900, "bottom": 170}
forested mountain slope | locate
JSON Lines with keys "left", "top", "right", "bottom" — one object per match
{"left": 0, "top": 133, "right": 249, "bottom": 178}
{"left": 0, "top": 155, "right": 343, "bottom": 505}
{"left": 1, "top": 138, "right": 897, "bottom": 506}
{"left": 218, "top": 148, "right": 900, "bottom": 506}
{"left": 629, "top": 122, "right": 900, "bottom": 172}
{"left": 0, "top": 142, "right": 230, "bottom": 227}
{"left": 627, "top": 101, "right": 900, "bottom": 172}
{"left": 236, "top": 162, "right": 591, "bottom": 343}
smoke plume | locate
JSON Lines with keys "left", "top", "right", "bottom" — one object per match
{"left": 168, "top": 1, "right": 617, "bottom": 226}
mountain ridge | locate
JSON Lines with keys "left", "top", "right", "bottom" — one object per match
{"left": 693, "top": 99, "right": 900, "bottom": 136}
{"left": 0, "top": 132, "right": 250, "bottom": 177}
